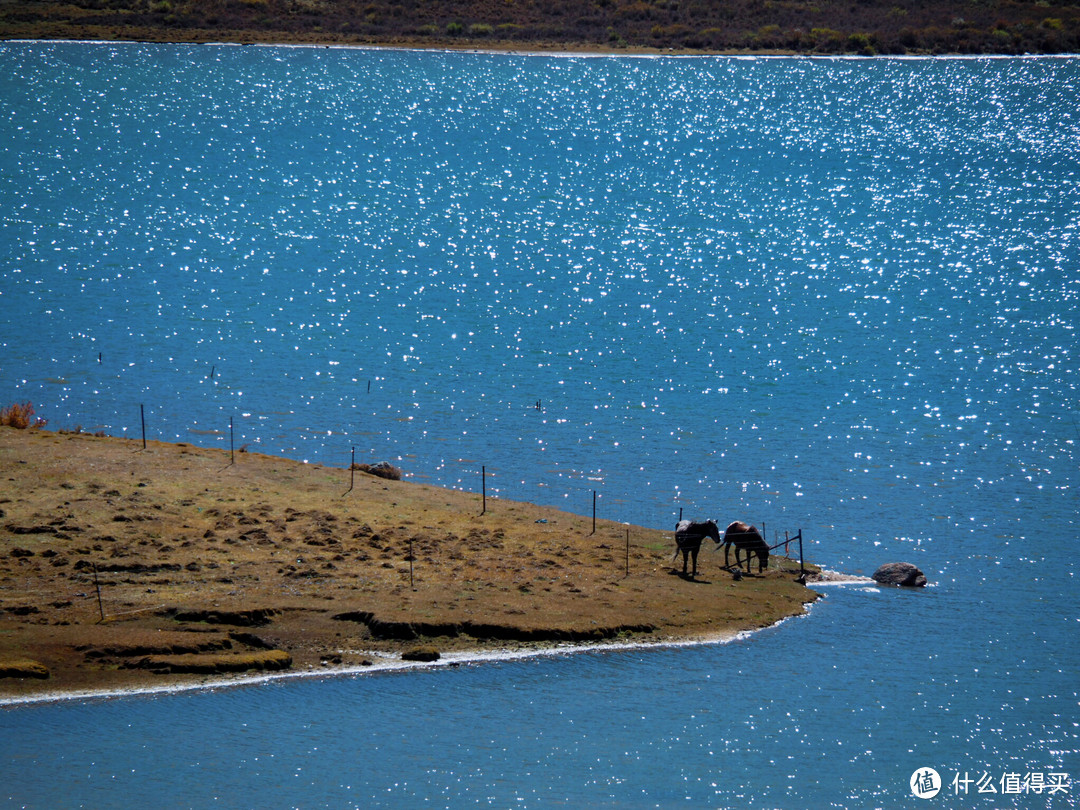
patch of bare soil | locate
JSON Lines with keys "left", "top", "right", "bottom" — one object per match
{"left": 0, "top": 427, "right": 819, "bottom": 699}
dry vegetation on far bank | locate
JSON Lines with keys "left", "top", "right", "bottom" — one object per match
{"left": 2, "top": 0, "right": 1078, "bottom": 55}
{"left": 0, "top": 426, "right": 819, "bottom": 699}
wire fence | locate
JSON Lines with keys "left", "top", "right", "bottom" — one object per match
{"left": 53, "top": 401, "right": 815, "bottom": 576}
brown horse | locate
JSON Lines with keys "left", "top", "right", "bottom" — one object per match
{"left": 723, "top": 521, "right": 769, "bottom": 573}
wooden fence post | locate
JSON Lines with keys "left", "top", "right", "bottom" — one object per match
{"left": 93, "top": 563, "right": 105, "bottom": 622}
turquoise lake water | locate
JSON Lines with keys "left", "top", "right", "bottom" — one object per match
{"left": 1, "top": 43, "right": 1078, "bottom": 807}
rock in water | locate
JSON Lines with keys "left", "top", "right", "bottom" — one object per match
{"left": 872, "top": 562, "right": 927, "bottom": 587}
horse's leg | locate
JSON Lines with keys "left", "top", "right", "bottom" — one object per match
{"left": 691, "top": 546, "right": 699, "bottom": 577}
{"left": 681, "top": 548, "right": 688, "bottom": 574}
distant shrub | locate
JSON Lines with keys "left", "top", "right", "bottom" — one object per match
{"left": 496, "top": 23, "right": 524, "bottom": 37}
{"left": 810, "top": 27, "right": 845, "bottom": 50}
{"left": 446, "top": 21, "right": 463, "bottom": 35}
{"left": 468, "top": 23, "right": 493, "bottom": 35}
{"left": 698, "top": 26, "right": 725, "bottom": 43}
{"left": 57, "top": 426, "right": 105, "bottom": 437}
{"left": 848, "top": 32, "right": 875, "bottom": 54}
{"left": 662, "top": 23, "right": 694, "bottom": 41}
{"left": 618, "top": 2, "right": 653, "bottom": 21}
{"left": 601, "top": 25, "right": 626, "bottom": 46}
{"left": 1, "top": 402, "right": 46, "bottom": 430}
{"left": 753, "top": 23, "right": 783, "bottom": 48}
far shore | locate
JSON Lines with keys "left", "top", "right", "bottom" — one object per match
{"left": 4, "top": 35, "right": 1076, "bottom": 59}
{"left": 5, "top": 36, "right": 808, "bottom": 58}
{"left": 9, "top": 36, "right": 1075, "bottom": 59}
{"left": 0, "top": 427, "right": 821, "bottom": 701}
{"left": 3, "top": 1, "right": 1077, "bottom": 59}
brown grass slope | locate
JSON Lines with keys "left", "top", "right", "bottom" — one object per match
{"left": 0, "top": 426, "right": 818, "bottom": 698}
{"left": 1, "top": 0, "right": 1078, "bottom": 54}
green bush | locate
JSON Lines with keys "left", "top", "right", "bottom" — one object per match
{"left": 848, "top": 32, "right": 875, "bottom": 53}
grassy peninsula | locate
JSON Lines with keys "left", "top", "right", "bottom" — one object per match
{"left": 0, "top": 425, "right": 819, "bottom": 700}
{"left": 1, "top": 0, "right": 1078, "bottom": 55}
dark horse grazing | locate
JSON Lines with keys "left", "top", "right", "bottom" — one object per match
{"left": 674, "top": 519, "right": 722, "bottom": 578}
{"left": 723, "top": 521, "right": 770, "bottom": 573}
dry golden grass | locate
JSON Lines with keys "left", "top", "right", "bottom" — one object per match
{"left": 0, "top": 427, "right": 818, "bottom": 698}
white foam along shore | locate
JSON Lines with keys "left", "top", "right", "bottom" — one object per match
{"left": 0, "top": 603, "right": 819, "bottom": 708}
{"left": 11, "top": 40, "right": 1079, "bottom": 61}
{"left": 803, "top": 569, "right": 877, "bottom": 586}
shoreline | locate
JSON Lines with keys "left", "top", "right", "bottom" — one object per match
{"left": 0, "top": 629, "right": 741, "bottom": 708}
{"left": 0, "top": 427, "right": 822, "bottom": 702}
{"left": 1, "top": 606, "right": 822, "bottom": 708}
{"left": 5, "top": 38, "right": 1079, "bottom": 60}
